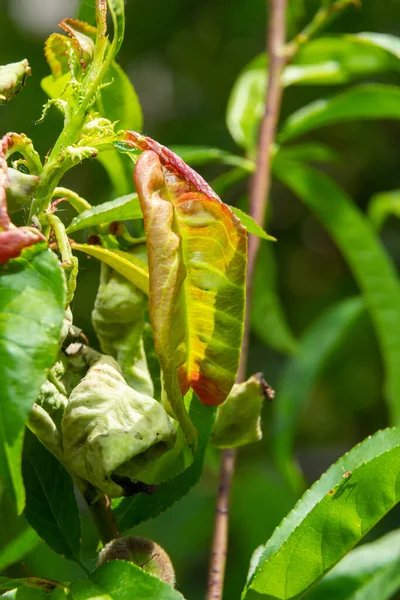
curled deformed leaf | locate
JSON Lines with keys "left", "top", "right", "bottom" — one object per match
{"left": 0, "top": 143, "right": 45, "bottom": 262}
{"left": 211, "top": 374, "right": 272, "bottom": 448}
{"left": 6, "top": 168, "right": 40, "bottom": 214}
{"left": 44, "top": 34, "right": 80, "bottom": 80}
{"left": 0, "top": 60, "right": 31, "bottom": 104}
{"left": 62, "top": 354, "right": 176, "bottom": 497}
{"left": 131, "top": 132, "right": 247, "bottom": 444}
{"left": 92, "top": 263, "right": 153, "bottom": 396}
{"left": 59, "top": 19, "right": 96, "bottom": 70}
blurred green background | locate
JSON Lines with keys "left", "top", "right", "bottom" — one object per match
{"left": 1, "top": 0, "right": 400, "bottom": 598}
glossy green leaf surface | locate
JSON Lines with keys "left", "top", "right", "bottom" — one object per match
{"left": 273, "top": 297, "right": 364, "bottom": 493}
{"left": 279, "top": 84, "right": 400, "bottom": 142}
{"left": 274, "top": 160, "right": 400, "bottom": 425}
{"left": 134, "top": 144, "right": 247, "bottom": 442}
{"left": 70, "top": 560, "right": 184, "bottom": 600}
{"left": 71, "top": 243, "right": 149, "bottom": 294}
{"left": 0, "top": 525, "right": 40, "bottom": 571}
{"left": 22, "top": 430, "right": 82, "bottom": 565}
{"left": 228, "top": 206, "right": 276, "bottom": 241}
{"left": 113, "top": 394, "right": 215, "bottom": 531}
{"left": 306, "top": 529, "right": 400, "bottom": 600}
{"left": 245, "top": 426, "right": 400, "bottom": 599}
{"left": 367, "top": 189, "right": 400, "bottom": 230}
{"left": 251, "top": 242, "right": 297, "bottom": 355}
{"left": 227, "top": 35, "right": 400, "bottom": 149}
{"left": 66, "top": 193, "right": 142, "bottom": 233}
{"left": 0, "top": 244, "right": 65, "bottom": 512}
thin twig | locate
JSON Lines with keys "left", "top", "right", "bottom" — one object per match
{"left": 206, "top": 1, "right": 287, "bottom": 599}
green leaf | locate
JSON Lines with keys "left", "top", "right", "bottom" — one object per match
{"left": 0, "top": 525, "right": 40, "bottom": 571}
{"left": 228, "top": 206, "right": 276, "bottom": 241}
{"left": 356, "top": 32, "right": 400, "bottom": 59}
{"left": 367, "top": 189, "right": 400, "bottom": 231}
{"left": 113, "top": 394, "right": 215, "bottom": 531}
{"left": 107, "top": 0, "right": 125, "bottom": 58}
{"left": 70, "top": 560, "right": 184, "bottom": 600}
{"left": 275, "top": 143, "right": 339, "bottom": 165}
{"left": 71, "top": 243, "right": 149, "bottom": 294}
{"left": 99, "top": 62, "right": 142, "bottom": 131}
{"left": 279, "top": 84, "right": 400, "bottom": 142}
{"left": 76, "top": 0, "right": 96, "bottom": 26}
{"left": 170, "top": 146, "right": 254, "bottom": 170}
{"left": 22, "top": 430, "right": 82, "bottom": 565}
{"left": 97, "top": 150, "right": 134, "bottom": 197}
{"left": 227, "top": 34, "right": 400, "bottom": 149}
{"left": 251, "top": 242, "right": 297, "bottom": 355}
{"left": 245, "top": 426, "right": 400, "bottom": 599}
{"left": 274, "top": 160, "right": 400, "bottom": 425}
{"left": 134, "top": 145, "right": 247, "bottom": 443}
{"left": 66, "top": 193, "right": 142, "bottom": 233}
{"left": 0, "top": 244, "right": 65, "bottom": 512}
{"left": 306, "top": 529, "right": 400, "bottom": 600}
{"left": 211, "top": 374, "right": 266, "bottom": 448}
{"left": 273, "top": 297, "right": 364, "bottom": 493}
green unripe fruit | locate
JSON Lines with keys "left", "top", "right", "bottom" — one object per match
{"left": 97, "top": 536, "right": 176, "bottom": 587}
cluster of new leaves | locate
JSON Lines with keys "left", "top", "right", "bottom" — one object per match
{"left": 1, "top": 0, "right": 400, "bottom": 599}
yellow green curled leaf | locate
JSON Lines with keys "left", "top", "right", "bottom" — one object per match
{"left": 133, "top": 136, "right": 247, "bottom": 444}
{"left": 92, "top": 263, "right": 153, "bottom": 396}
{"left": 211, "top": 373, "right": 271, "bottom": 448}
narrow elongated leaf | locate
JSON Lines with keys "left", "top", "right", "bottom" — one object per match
{"left": 276, "top": 143, "right": 339, "bottom": 164}
{"left": 228, "top": 206, "right": 276, "bottom": 241}
{"left": 274, "top": 160, "right": 400, "bottom": 425}
{"left": 113, "top": 394, "right": 215, "bottom": 531}
{"left": 279, "top": 84, "right": 400, "bottom": 142}
{"left": 251, "top": 242, "right": 298, "bottom": 355}
{"left": 107, "top": 0, "right": 125, "bottom": 57}
{"left": 171, "top": 146, "right": 254, "bottom": 170}
{"left": 132, "top": 133, "right": 247, "bottom": 443}
{"left": 70, "top": 561, "right": 183, "bottom": 600}
{"left": 245, "top": 426, "right": 400, "bottom": 599}
{"left": 0, "top": 244, "right": 65, "bottom": 512}
{"left": 227, "top": 35, "right": 400, "bottom": 149}
{"left": 66, "top": 193, "right": 142, "bottom": 233}
{"left": 273, "top": 297, "right": 365, "bottom": 493}
{"left": 71, "top": 243, "right": 149, "bottom": 294}
{"left": 367, "top": 189, "right": 400, "bottom": 230}
{"left": 306, "top": 529, "right": 400, "bottom": 600}
{"left": 0, "top": 525, "right": 40, "bottom": 571}
{"left": 22, "top": 430, "right": 82, "bottom": 565}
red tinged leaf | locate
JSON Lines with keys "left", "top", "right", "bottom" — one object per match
{"left": 133, "top": 139, "right": 247, "bottom": 443}
{"left": 0, "top": 229, "right": 45, "bottom": 264}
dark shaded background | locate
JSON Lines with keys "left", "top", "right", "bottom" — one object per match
{"left": 1, "top": 0, "right": 400, "bottom": 598}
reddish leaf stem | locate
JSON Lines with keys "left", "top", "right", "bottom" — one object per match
{"left": 206, "top": 1, "right": 287, "bottom": 598}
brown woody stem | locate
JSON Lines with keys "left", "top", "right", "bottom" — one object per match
{"left": 206, "top": 1, "right": 287, "bottom": 598}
